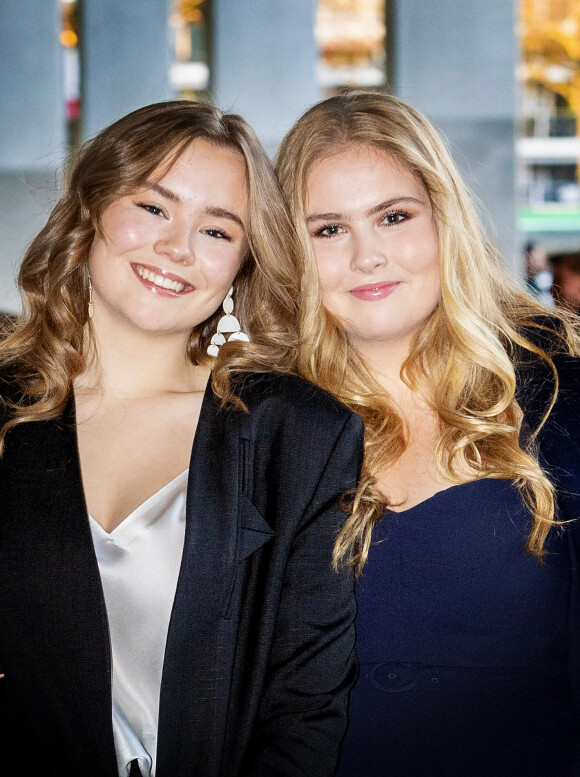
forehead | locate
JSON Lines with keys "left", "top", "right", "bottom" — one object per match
{"left": 306, "top": 143, "right": 427, "bottom": 204}
{"left": 98, "top": 138, "right": 250, "bottom": 230}
{"left": 154, "top": 138, "right": 247, "bottom": 183}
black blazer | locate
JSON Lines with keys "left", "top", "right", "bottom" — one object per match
{"left": 519, "top": 352, "right": 580, "bottom": 774}
{"left": 0, "top": 372, "right": 364, "bottom": 777}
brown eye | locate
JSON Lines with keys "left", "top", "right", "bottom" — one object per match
{"left": 137, "top": 203, "right": 165, "bottom": 217}
{"left": 202, "top": 228, "right": 232, "bottom": 241}
{"left": 383, "top": 211, "right": 409, "bottom": 226}
{"left": 316, "top": 224, "right": 345, "bottom": 238}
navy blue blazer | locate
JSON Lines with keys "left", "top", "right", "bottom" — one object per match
{"left": 0, "top": 372, "right": 364, "bottom": 777}
{"left": 519, "top": 352, "right": 580, "bottom": 751}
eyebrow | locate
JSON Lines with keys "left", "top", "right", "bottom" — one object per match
{"left": 145, "top": 182, "right": 245, "bottom": 230}
{"left": 203, "top": 206, "right": 245, "bottom": 230}
{"left": 305, "top": 196, "right": 426, "bottom": 223}
{"left": 147, "top": 182, "right": 180, "bottom": 203}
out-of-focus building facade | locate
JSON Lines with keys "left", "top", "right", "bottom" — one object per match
{"left": 518, "top": 0, "right": 580, "bottom": 252}
{"left": 1, "top": 0, "right": 518, "bottom": 312}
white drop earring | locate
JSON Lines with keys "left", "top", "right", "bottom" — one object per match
{"left": 207, "top": 286, "right": 249, "bottom": 357}
{"left": 88, "top": 272, "right": 94, "bottom": 319}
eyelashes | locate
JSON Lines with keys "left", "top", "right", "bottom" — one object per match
{"left": 383, "top": 210, "right": 411, "bottom": 225}
{"left": 137, "top": 202, "right": 166, "bottom": 217}
{"left": 202, "top": 228, "right": 232, "bottom": 242}
{"left": 312, "top": 210, "right": 412, "bottom": 239}
{"left": 136, "top": 203, "right": 232, "bottom": 241}
{"left": 314, "top": 224, "right": 345, "bottom": 239}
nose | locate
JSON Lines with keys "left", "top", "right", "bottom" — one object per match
{"left": 154, "top": 219, "right": 193, "bottom": 265}
{"left": 350, "top": 230, "right": 387, "bottom": 273}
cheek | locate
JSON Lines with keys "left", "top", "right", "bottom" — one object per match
{"left": 421, "top": 259, "right": 441, "bottom": 312}
{"left": 101, "top": 210, "right": 148, "bottom": 253}
{"left": 401, "top": 231, "right": 439, "bottom": 274}
{"left": 313, "top": 249, "right": 344, "bottom": 295}
{"left": 203, "top": 246, "right": 246, "bottom": 291}
{"left": 88, "top": 234, "right": 108, "bottom": 274}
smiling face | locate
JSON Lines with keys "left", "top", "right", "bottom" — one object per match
{"left": 88, "top": 138, "right": 248, "bottom": 340}
{"left": 305, "top": 144, "right": 440, "bottom": 359}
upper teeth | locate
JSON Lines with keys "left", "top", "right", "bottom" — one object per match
{"left": 136, "top": 265, "right": 185, "bottom": 292}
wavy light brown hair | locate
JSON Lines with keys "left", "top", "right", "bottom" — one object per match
{"left": 0, "top": 100, "right": 300, "bottom": 443}
{"left": 276, "top": 90, "right": 580, "bottom": 574}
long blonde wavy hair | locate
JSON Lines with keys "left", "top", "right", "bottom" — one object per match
{"left": 0, "top": 100, "right": 300, "bottom": 445}
{"left": 276, "top": 90, "right": 580, "bottom": 574}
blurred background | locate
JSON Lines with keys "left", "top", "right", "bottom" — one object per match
{"left": 1, "top": 0, "right": 580, "bottom": 315}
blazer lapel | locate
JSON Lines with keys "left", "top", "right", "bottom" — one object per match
{"left": 156, "top": 381, "right": 273, "bottom": 777}
{"left": 0, "top": 401, "right": 117, "bottom": 774}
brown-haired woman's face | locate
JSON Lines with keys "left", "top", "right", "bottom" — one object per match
{"left": 305, "top": 144, "right": 440, "bottom": 357}
{"left": 88, "top": 139, "right": 248, "bottom": 337}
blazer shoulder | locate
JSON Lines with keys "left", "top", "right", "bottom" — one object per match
{"left": 517, "top": 351, "right": 580, "bottom": 427}
{"left": 518, "top": 353, "right": 580, "bottom": 474}
{"left": 553, "top": 352, "right": 580, "bottom": 392}
{"left": 545, "top": 354, "right": 580, "bottom": 432}
{"left": 234, "top": 371, "right": 362, "bottom": 432}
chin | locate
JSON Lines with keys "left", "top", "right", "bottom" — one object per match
{"left": 122, "top": 312, "right": 183, "bottom": 335}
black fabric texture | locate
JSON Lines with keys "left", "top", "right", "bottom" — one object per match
{"left": 0, "top": 372, "right": 363, "bottom": 777}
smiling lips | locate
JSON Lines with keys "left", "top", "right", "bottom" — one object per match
{"left": 349, "top": 281, "right": 399, "bottom": 301}
{"left": 131, "top": 263, "right": 194, "bottom": 296}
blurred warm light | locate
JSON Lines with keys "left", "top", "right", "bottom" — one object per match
{"left": 521, "top": 0, "right": 580, "bottom": 111}
{"left": 170, "top": 0, "right": 210, "bottom": 99}
{"left": 316, "top": 0, "right": 386, "bottom": 89}
{"left": 519, "top": 0, "right": 580, "bottom": 215}
{"left": 60, "top": 29, "right": 78, "bottom": 47}
{"left": 176, "top": 0, "right": 205, "bottom": 24}
{"left": 316, "top": 0, "right": 385, "bottom": 49}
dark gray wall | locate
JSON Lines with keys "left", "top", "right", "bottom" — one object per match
{"left": 213, "top": 0, "right": 319, "bottom": 155}
{"left": 81, "top": 0, "right": 173, "bottom": 139}
{"left": 0, "top": 0, "right": 64, "bottom": 169}
{"left": 394, "top": 0, "right": 518, "bottom": 268}
{"left": 0, "top": 0, "right": 64, "bottom": 312}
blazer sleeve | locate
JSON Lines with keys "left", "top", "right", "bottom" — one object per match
{"left": 534, "top": 355, "right": 580, "bottom": 774}
{"left": 242, "top": 412, "right": 364, "bottom": 777}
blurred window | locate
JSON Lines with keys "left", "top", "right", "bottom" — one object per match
{"left": 60, "top": 0, "right": 81, "bottom": 154}
{"left": 518, "top": 0, "right": 580, "bottom": 242}
{"left": 169, "top": 0, "right": 211, "bottom": 102}
{"left": 316, "top": 0, "right": 387, "bottom": 97}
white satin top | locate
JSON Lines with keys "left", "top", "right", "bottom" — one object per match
{"left": 89, "top": 469, "right": 189, "bottom": 777}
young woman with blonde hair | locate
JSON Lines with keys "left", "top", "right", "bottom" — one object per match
{"left": 276, "top": 90, "right": 580, "bottom": 777}
{"left": 0, "top": 101, "right": 363, "bottom": 777}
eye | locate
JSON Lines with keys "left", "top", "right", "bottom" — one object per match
{"left": 137, "top": 202, "right": 166, "bottom": 217}
{"left": 203, "top": 227, "right": 232, "bottom": 242}
{"left": 382, "top": 210, "right": 411, "bottom": 226}
{"left": 313, "top": 224, "right": 346, "bottom": 239}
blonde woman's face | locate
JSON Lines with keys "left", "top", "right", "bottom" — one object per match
{"left": 305, "top": 144, "right": 440, "bottom": 357}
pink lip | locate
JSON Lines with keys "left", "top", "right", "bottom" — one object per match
{"left": 130, "top": 263, "right": 194, "bottom": 296}
{"left": 349, "top": 281, "right": 399, "bottom": 301}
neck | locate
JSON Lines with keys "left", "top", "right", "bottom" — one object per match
{"left": 77, "top": 320, "right": 208, "bottom": 399}
{"left": 353, "top": 336, "right": 430, "bottom": 410}
{"left": 354, "top": 336, "right": 410, "bottom": 384}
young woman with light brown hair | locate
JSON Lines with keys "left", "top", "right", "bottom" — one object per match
{"left": 276, "top": 90, "right": 580, "bottom": 777}
{"left": 0, "top": 100, "right": 363, "bottom": 777}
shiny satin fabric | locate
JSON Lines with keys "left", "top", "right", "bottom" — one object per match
{"left": 89, "top": 470, "right": 188, "bottom": 777}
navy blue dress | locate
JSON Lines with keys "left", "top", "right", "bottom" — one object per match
{"left": 337, "top": 478, "right": 579, "bottom": 777}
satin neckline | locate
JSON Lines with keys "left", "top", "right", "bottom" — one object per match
{"left": 88, "top": 468, "right": 189, "bottom": 539}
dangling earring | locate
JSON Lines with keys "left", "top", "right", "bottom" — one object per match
{"left": 88, "top": 272, "right": 94, "bottom": 320}
{"left": 207, "top": 286, "right": 249, "bottom": 357}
